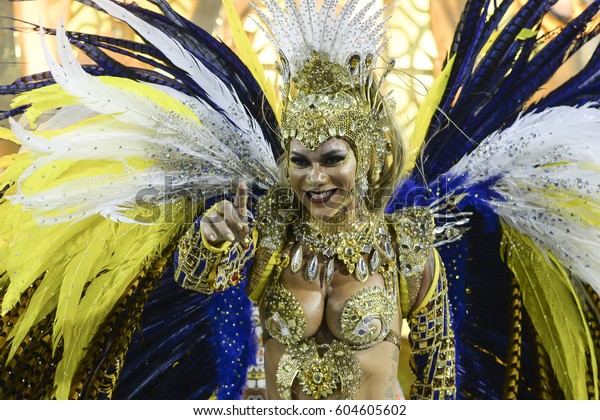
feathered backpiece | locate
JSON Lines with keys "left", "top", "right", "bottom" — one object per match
{"left": 389, "top": 0, "right": 600, "bottom": 399}
{"left": 0, "top": 0, "right": 279, "bottom": 398}
{"left": 1, "top": 0, "right": 279, "bottom": 225}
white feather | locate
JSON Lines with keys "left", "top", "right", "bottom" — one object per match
{"left": 447, "top": 105, "right": 600, "bottom": 294}
{"left": 8, "top": 11, "right": 279, "bottom": 224}
{"left": 256, "top": 0, "right": 387, "bottom": 76}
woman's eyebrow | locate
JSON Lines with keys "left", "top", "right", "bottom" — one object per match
{"left": 290, "top": 150, "right": 346, "bottom": 158}
{"left": 289, "top": 151, "right": 307, "bottom": 157}
{"left": 321, "top": 150, "right": 347, "bottom": 158}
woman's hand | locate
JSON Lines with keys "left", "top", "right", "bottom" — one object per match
{"left": 201, "top": 181, "right": 250, "bottom": 247}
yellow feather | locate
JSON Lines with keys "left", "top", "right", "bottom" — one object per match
{"left": 6, "top": 265, "right": 63, "bottom": 358}
{"left": 407, "top": 55, "right": 455, "bottom": 173}
{"left": 19, "top": 157, "right": 152, "bottom": 195}
{"left": 0, "top": 127, "right": 18, "bottom": 144}
{"left": 501, "top": 223, "right": 598, "bottom": 399}
{"left": 53, "top": 223, "right": 113, "bottom": 350}
{"left": 25, "top": 114, "right": 113, "bottom": 140}
{"left": 100, "top": 76, "right": 202, "bottom": 123}
{"left": 516, "top": 28, "right": 539, "bottom": 41}
{"left": 11, "top": 84, "right": 77, "bottom": 128}
{"left": 52, "top": 204, "right": 190, "bottom": 399}
{"left": 11, "top": 75, "right": 201, "bottom": 130}
{"left": 1, "top": 207, "right": 97, "bottom": 315}
{"left": 221, "top": 0, "right": 280, "bottom": 120}
{"left": 1, "top": 200, "right": 191, "bottom": 398}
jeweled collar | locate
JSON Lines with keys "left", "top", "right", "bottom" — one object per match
{"left": 290, "top": 203, "right": 394, "bottom": 283}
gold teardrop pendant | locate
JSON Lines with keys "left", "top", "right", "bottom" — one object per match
{"left": 291, "top": 246, "right": 303, "bottom": 274}
{"left": 305, "top": 255, "right": 319, "bottom": 283}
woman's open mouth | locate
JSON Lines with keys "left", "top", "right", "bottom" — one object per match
{"left": 305, "top": 188, "right": 337, "bottom": 204}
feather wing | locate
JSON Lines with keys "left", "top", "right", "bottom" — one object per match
{"left": 4, "top": 18, "right": 278, "bottom": 224}
{"left": 1, "top": 0, "right": 279, "bottom": 399}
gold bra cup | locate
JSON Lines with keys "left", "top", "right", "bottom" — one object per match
{"left": 265, "top": 282, "right": 396, "bottom": 349}
{"left": 340, "top": 286, "right": 396, "bottom": 349}
{"left": 263, "top": 283, "right": 306, "bottom": 345}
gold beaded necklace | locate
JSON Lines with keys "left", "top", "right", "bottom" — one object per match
{"left": 290, "top": 203, "right": 395, "bottom": 283}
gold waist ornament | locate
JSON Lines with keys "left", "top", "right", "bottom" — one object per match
{"left": 276, "top": 338, "right": 362, "bottom": 400}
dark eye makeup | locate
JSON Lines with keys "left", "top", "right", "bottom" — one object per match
{"left": 290, "top": 151, "right": 347, "bottom": 167}
{"left": 321, "top": 154, "right": 346, "bottom": 165}
{"left": 290, "top": 156, "right": 310, "bottom": 167}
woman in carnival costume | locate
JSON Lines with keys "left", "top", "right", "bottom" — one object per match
{"left": 0, "top": 0, "right": 599, "bottom": 400}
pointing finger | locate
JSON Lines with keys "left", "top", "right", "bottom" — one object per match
{"left": 234, "top": 180, "right": 248, "bottom": 221}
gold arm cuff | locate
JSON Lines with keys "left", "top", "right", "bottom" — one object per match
{"left": 175, "top": 221, "right": 256, "bottom": 294}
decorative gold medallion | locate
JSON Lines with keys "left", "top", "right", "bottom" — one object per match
{"left": 276, "top": 338, "right": 362, "bottom": 400}
{"left": 298, "top": 355, "right": 340, "bottom": 399}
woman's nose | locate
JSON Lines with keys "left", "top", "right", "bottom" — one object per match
{"left": 306, "top": 164, "right": 327, "bottom": 185}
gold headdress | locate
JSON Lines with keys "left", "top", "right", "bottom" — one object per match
{"left": 257, "top": 0, "right": 400, "bottom": 197}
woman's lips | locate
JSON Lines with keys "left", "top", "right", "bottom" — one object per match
{"left": 305, "top": 188, "right": 337, "bottom": 204}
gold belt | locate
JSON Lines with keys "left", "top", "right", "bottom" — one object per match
{"left": 276, "top": 338, "right": 362, "bottom": 400}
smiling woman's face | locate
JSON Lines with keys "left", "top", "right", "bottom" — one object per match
{"left": 288, "top": 137, "right": 357, "bottom": 221}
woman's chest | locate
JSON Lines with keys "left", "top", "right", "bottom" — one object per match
{"left": 262, "top": 246, "right": 398, "bottom": 349}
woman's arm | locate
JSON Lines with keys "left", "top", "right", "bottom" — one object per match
{"left": 407, "top": 249, "right": 456, "bottom": 400}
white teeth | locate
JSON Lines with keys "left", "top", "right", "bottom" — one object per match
{"left": 309, "top": 189, "right": 335, "bottom": 200}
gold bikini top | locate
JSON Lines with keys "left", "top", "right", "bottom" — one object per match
{"left": 263, "top": 279, "right": 397, "bottom": 350}
{"left": 247, "top": 188, "right": 439, "bottom": 350}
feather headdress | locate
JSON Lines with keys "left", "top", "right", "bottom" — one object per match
{"left": 256, "top": 0, "right": 398, "bottom": 194}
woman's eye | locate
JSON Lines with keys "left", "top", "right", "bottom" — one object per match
{"left": 322, "top": 155, "right": 346, "bottom": 165}
{"left": 290, "top": 157, "right": 309, "bottom": 167}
